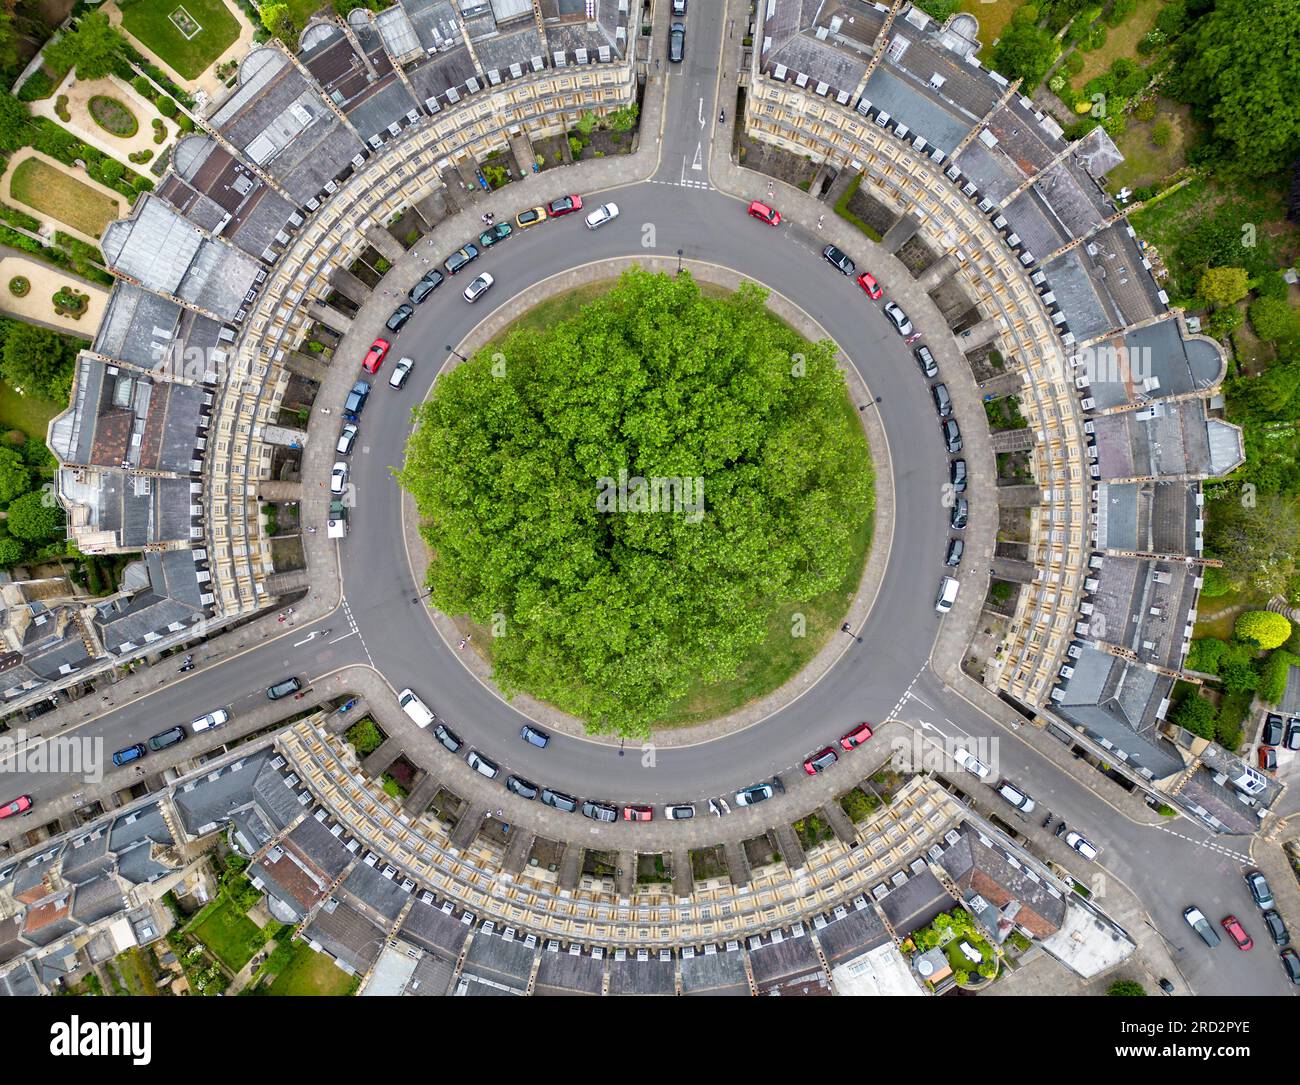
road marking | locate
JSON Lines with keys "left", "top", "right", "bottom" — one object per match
{"left": 691, "top": 142, "right": 703, "bottom": 171}
{"left": 1154, "top": 824, "right": 1250, "bottom": 863}
{"left": 340, "top": 597, "right": 373, "bottom": 667}
{"left": 649, "top": 178, "right": 711, "bottom": 191}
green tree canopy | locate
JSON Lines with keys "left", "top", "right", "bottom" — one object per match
{"left": 1206, "top": 493, "right": 1300, "bottom": 597}
{"left": 1172, "top": 0, "right": 1300, "bottom": 177}
{"left": 260, "top": 3, "right": 297, "bottom": 41}
{"left": 0, "top": 94, "right": 32, "bottom": 154}
{"left": 45, "top": 13, "right": 127, "bottom": 83}
{"left": 1235, "top": 609, "right": 1292, "bottom": 649}
{"left": 1172, "top": 693, "right": 1216, "bottom": 740}
{"left": 0, "top": 321, "right": 80, "bottom": 401}
{"left": 399, "top": 270, "right": 874, "bottom": 736}
{"left": 0, "top": 446, "right": 30, "bottom": 505}
{"left": 5, "top": 490, "right": 63, "bottom": 542}
{"left": 1107, "top": 979, "right": 1147, "bottom": 996}
{"left": 0, "top": 536, "right": 24, "bottom": 566}
{"left": 991, "top": 6, "right": 1060, "bottom": 88}
{"left": 1198, "top": 266, "right": 1249, "bottom": 308}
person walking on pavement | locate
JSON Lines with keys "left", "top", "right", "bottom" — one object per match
{"left": 817, "top": 214, "right": 825, "bottom": 229}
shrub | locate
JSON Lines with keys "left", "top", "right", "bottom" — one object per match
{"left": 1258, "top": 650, "right": 1300, "bottom": 705}
{"left": 1133, "top": 97, "right": 1157, "bottom": 122}
{"left": 131, "top": 75, "right": 154, "bottom": 99}
{"left": 568, "top": 136, "right": 583, "bottom": 158}
{"left": 1186, "top": 637, "right": 1227, "bottom": 673}
{"left": 1236, "top": 610, "right": 1292, "bottom": 650}
{"left": 1107, "top": 979, "right": 1146, "bottom": 996}
{"left": 1247, "top": 296, "right": 1300, "bottom": 343}
{"left": 1199, "top": 566, "right": 1231, "bottom": 597}
{"left": 1151, "top": 121, "right": 1171, "bottom": 148}
{"left": 7, "top": 277, "right": 28, "bottom": 298}
{"left": 345, "top": 718, "right": 384, "bottom": 755}
{"left": 156, "top": 97, "right": 177, "bottom": 118}
{"left": 1171, "top": 693, "right": 1216, "bottom": 739}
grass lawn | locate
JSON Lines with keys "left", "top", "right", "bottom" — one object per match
{"left": 119, "top": 0, "right": 241, "bottom": 80}
{"left": 9, "top": 158, "right": 121, "bottom": 239}
{"left": 190, "top": 895, "right": 266, "bottom": 971}
{"left": 1074, "top": 0, "right": 1163, "bottom": 85}
{"left": 284, "top": 0, "right": 331, "bottom": 29}
{"left": 115, "top": 947, "right": 159, "bottom": 995}
{"left": 961, "top": 0, "right": 1019, "bottom": 53}
{"left": 0, "top": 382, "right": 65, "bottom": 440}
{"left": 266, "top": 942, "right": 357, "bottom": 996}
{"left": 1106, "top": 101, "right": 1193, "bottom": 192}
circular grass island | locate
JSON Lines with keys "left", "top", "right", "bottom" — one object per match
{"left": 400, "top": 268, "right": 875, "bottom": 737}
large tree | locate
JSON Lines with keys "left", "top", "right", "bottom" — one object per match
{"left": 1207, "top": 493, "right": 1300, "bottom": 597}
{"left": 0, "top": 445, "right": 29, "bottom": 505}
{"left": 1173, "top": 0, "right": 1300, "bottom": 176}
{"left": 399, "top": 270, "right": 874, "bottom": 736}
{"left": 0, "top": 321, "right": 79, "bottom": 401}
{"left": 44, "top": 12, "right": 126, "bottom": 83}
{"left": 0, "top": 93, "right": 31, "bottom": 154}
{"left": 5, "top": 490, "right": 63, "bottom": 542}
{"left": 991, "top": 5, "right": 1059, "bottom": 89}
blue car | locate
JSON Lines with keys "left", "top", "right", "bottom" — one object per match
{"left": 112, "top": 743, "right": 147, "bottom": 767}
{"left": 344, "top": 380, "right": 370, "bottom": 415}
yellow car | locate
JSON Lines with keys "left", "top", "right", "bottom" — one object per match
{"left": 515, "top": 206, "right": 548, "bottom": 229}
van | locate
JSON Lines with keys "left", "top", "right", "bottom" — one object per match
{"left": 936, "top": 576, "right": 959, "bottom": 614}
{"left": 398, "top": 688, "right": 435, "bottom": 729}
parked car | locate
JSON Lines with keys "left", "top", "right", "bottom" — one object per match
{"left": 443, "top": 244, "right": 479, "bottom": 275}
{"left": 936, "top": 575, "right": 960, "bottom": 614}
{"left": 914, "top": 344, "right": 938, "bottom": 377}
{"left": 434, "top": 724, "right": 462, "bottom": 754}
{"left": 463, "top": 273, "right": 494, "bottom": 303}
{"left": 0, "top": 795, "right": 32, "bottom": 819}
{"left": 478, "top": 222, "right": 512, "bottom": 248}
{"left": 581, "top": 799, "right": 617, "bottom": 822}
{"left": 1064, "top": 831, "right": 1099, "bottom": 861}
{"left": 857, "top": 271, "right": 882, "bottom": 299}
{"left": 942, "top": 418, "right": 963, "bottom": 453}
{"left": 267, "top": 677, "right": 302, "bottom": 700}
{"left": 668, "top": 21, "right": 685, "bottom": 62}
{"left": 949, "top": 497, "right": 968, "bottom": 531}
{"left": 506, "top": 775, "right": 538, "bottom": 800}
{"left": 112, "top": 743, "right": 148, "bottom": 767}
{"left": 547, "top": 194, "right": 583, "bottom": 216}
{"left": 385, "top": 303, "right": 413, "bottom": 332}
{"left": 191, "top": 708, "right": 230, "bottom": 734}
{"left": 952, "top": 747, "right": 990, "bottom": 778}
{"left": 584, "top": 202, "right": 620, "bottom": 230}
{"left": 839, "top": 722, "right": 873, "bottom": 750}
{"left": 148, "top": 726, "right": 186, "bottom": 752}
{"left": 330, "top": 461, "right": 349, "bottom": 496}
{"left": 1245, "top": 870, "right": 1275, "bottom": 910}
{"left": 516, "top": 206, "right": 547, "bottom": 229}
{"left": 1221, "top": 915, "right": 1254, "bottom": 951}
{"left": 803, "top": 747, "right": 839, "bottom": 775}
{"left": 408, "top": 269, "right": 444, "bottom": 303}
{"left": 336, "top": 423, "right": 359, "bottom": 456}
{"left": 748, "top": 200, "right": 781, "bottom": 226}
{"left": 1280, "top": 947, "right": 1300, "bottom": 984}
{"left": 520, "top": 724, "right": 550, "bottom": 748}
{"left": 1259, "top": 745, "right": 1278, "bottom": 772}
{"left": 1262, "top": 909, "right": 1290, "bottom": 947}
{"left": 883, "top": 302, "right": 912, "bottom": 335}
{"left": 1262, "top": 713, "right": 1284, "bottom": 746}
{"left": 344, "top": 380, "right": 370, "bottom": 415}
{"left": 541, "top": 788, "right": 578, "bottom": 813}
{"left": 1286, "top": 717, "right": 1300, "bottom": 751}
{"left": 389, "top": 356, "right": 414, "bottom": 389}
{"left": 1183, "top": 905, "right": 1221, "bottom": 947}
{"left": 945, "top": 537, "right": 964, "bottom": 567}
{"left": 822, "top": 244, "right": 855, "bottom": 276}
{"left": 622, "top": 804, "right": 653, "bottom": 821}
{"left": 995, "top": 779, "right": 1035, "bottom": 813}
{"left": 949, "top": 458, "right": 967, "bottom": 493}
{"left": 665, "top": 803, "right": 695, "bottom": 820}
{"left": 466, "top": 750, "right": 499, "bottom": 779}
{"left": 361, "top": 338, "right": 389, "bottom": 374}
{"left": 671, "top": 0, "right": 686, "bottom": 14}
{"left": 735, "top": 783, "right": 773, "bottom": 806}
{"left": 931, "top": 382, "right": 952, "bottom": 418}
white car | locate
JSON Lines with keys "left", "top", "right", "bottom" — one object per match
{"left": 952, "top": 747, "right": 991, "bottom": 779}
{"left": 335, "top": 423, "right": 358, "bottom": 456}
{"left": 191, "top": 708, "right": 230, "bottom": 733}
{"left": 389, "top": 356, "right": 414, "bottom": 389}
{"left": 995, "top": 779, "right": 1035, "bottom": 813}
{"left": 330, "top": 461, "right": 349, "bottom": 496}
{"left": 463, "top": 272, "right": 494, "bottom": 302}
{"left": 734, "top": 783, "right": 773, "bottom": 807}
{"left": 585, "top": 202, "right": 620, "bottom": 230}
{"left": 664, "top": 803, "right": 695, "bottom": 820}
{"left": 1064, "top": 831, "right": 1099, "bottom": 861}
{"left": 883, "top": 302, "right": 913, "bottom": 336}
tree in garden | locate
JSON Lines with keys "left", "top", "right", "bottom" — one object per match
{"left": 44, "top": 13, "right": 127, "bottom": 83}
{"left": 399, "top": 270, "right": 874, "bottom": 737}
{"left": 0, "top": 322, "right": 78, "bottom": 401}
{"left": 1235, "top": 610, "right": 1292, "bottom": 650}
{"left": 1172, "top": 694, "right": 1216, "bottom": 740}
{"left": 1107, "top": 979, "right": 1146, "bottom": 996}
{"left": 1197, "top": 266, "right": 1249, "bottom": 308}
{"left": 1248, "top": 296, "right": 1300, "bottom": 344}
{"left": 991, "top": 6, "right": 1059, "bottom": 89}
{"left": 0, "top": 536, "right": 24, "bottom": 566}
{"left": 0, "top": 446, "right": 29, "bottom": 505}
{"left": 5, "top": 490, "right": 63, "bottom": 542}
{"left": 0, "top": 94, "right": 32, "bottom": 154}
{"left": 1206, "top": 493, "right": 1300, "bottom": 597}
{"left": 260, "top": 3, "right": 297, "bottom": 41}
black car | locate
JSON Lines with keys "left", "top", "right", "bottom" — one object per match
{"left": 267, "top": 676, "right": 302, "bottom": 700}
{"left": 950, "top": 498, "right": 968, "bottom": 531}
{"left": 1263, "top": 909, "right": 1291, "bottom": 947}
{"left": 148, "top": 726, "right": 186, "bottom": 752}
{"left": 1262, "top": 713, "right": 1284, "bottom": 746}
{"left": 581, "top": 799, "right": 617, "bottom": 822}
{"left": 914, "top": 345, "right": 938, "bottom": 378}
{"left": 434, "top": 724, "right": 462, "bottom": 754}
{"left": 506, "top": 775, "right": 538, "bottom": 800}
{"left": 478, "top": 222, "right": 512, "bottom": 248}
{"left": 385, "top": 303, "right": 413, "bottom": 332}
{"left": 669, "top": 21, "right": 685, "bottom": 62}
{"left": 541, "top": 788, "right": 578, "bottom": 812}
{"left": 443, "top": 244, "right": 479, "bottom": 275}
{"left": 822, "top": 244, "right": 855, "bottom": 276}
{"left": 942, "top": 418, "right": 963, "bottom": 453}
{"left": 950, "top": 458, "right": 967, "bottom": 493}
{"left": 1287, "top": 717, "right": 1300, "bottom": 751}
{"left": 1282, "top": 948, "right": 1300, "bottom": 985}
{"left": 344, "top": 380, "right": 370, "bottom": 415}
{"left": 931, "top": 382, "right": 952, "bottom": 418}
{"left": 408, "top": 270, "right": 443, "bottom": 303}
{"left": 945, "top": 537, "right": 964, "bottom": 567}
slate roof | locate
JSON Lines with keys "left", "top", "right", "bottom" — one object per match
{"left": 303, "top": 898, "right": 385, "bottom": 974}
{"left": 534, "top": 947, "right": 604, "bottom": 995}
{"left": 939, "top": 825, "right": 1066, "bottom": 939}
{"left": 678, "top": 947, "right": 748, "bottom": 995}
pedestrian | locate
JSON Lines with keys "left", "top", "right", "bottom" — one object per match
{"left": 458, "top": 639, "right": 466, "bottom": 650}
{"left": 321, "top": 407, "right": 331, "bottom": 415}
{"left": 307, "top": 526, "right": 317, "bottom": 534}
{"left": 817, "top": 214, "right": 825, "bottom": 229}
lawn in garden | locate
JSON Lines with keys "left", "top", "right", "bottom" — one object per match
{"left": 119, "top": 0, "right": 241, "bottom": 80}
{"left": 190, "top": 895, "right": 267, "bottom": 971}
{"left": 9, "top": 158, "right": 121, "bottom": 238}
{"left": 0, "top": 382, "right": 65, "bottom": 440}
{"left": 266, "top": 941, "right": 357, "bottom": 995}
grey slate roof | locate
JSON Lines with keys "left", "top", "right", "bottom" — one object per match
{"left": 678, "top": 947, "right": 748, "bottom": 995}
{"left": 303, "top": 898, "right": 385, "bottom": 974}
{"left": 534, "top": 947, "right": 604, "bottom": 995}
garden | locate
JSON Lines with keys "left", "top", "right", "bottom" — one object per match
{"left": 9, "top": 156, "right": 122, "bottom": 239}
{"left": 118, "top": 0, "right": 242, "bottom": 80}
{"left": 88, "top": 95, "right": 140, "bottom": 138}
{"left": 905, "top": 907, "right": 1001, "bottom": 988}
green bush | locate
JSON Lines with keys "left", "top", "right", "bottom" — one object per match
{"left": 345, "top": 718, "right": 384, "bottom": 755}
{"left": 1236, "top": 610, "right": 1292, "bottom": 650}
{"left": 1107, "top": 979, "right": 1146, "bottom": 996}
{"left": 1150, "top": 121, "right": 1171, "bottom": 147}
{"left": 1171, "top": 693, "right": 1216, "bottom": 739}
{"left": 156, "top": 97, "right": 177, "bottom": 118}
{"left": 1186, "top": 637, "right": 1227, "bottom": 673}
{"left": 18, "top": 71, "right": 55, "bottom": 102}
{"left": 1257, "top": 650, "right": 1300, "bottom": 705}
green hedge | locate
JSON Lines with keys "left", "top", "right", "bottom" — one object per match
{"left": 834, "top": 173, "right": 884, "bottom": 242}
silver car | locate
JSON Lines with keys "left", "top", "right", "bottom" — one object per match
{"left": 463, "top": 272, "right": 494, "bottom": 303}
{"left": 585, "top": 202, "right": 620, "bottom": 230}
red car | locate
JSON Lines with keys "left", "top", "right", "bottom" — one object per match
{"left": 856, "top": 272, "right": 882, "bottom": 299}
{"left": 1259, "top": 745, "right": 1278, "bottom": 772}
{"left": 803, "top": 747, "right": 839, "bottom": 775}
{"left": 548, "top": 194, "right": 583, "bottom": 216}
{"left": 0, "top": 795, "right": 31, "bottom": 819}
{"left": 839, "top": 722, "right": 873, "bottom": 751}
{"left": 1221, "top": 915, "right": 1254, "bottom": 951}
{"left": 361, "top": 338, "right": 389, "bottom": 374}
{"left": 622, "top": 804, "right": 653, "bottom": 822}
{"left": 747, "top": 200, "right": 780, "bottom": 226}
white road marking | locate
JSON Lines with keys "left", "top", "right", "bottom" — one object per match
{"left": 1153, "top": 824, "right": 1250, "bottom": 863}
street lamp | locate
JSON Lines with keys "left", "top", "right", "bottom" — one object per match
{"left": 676, "top": 248, "right": 684, "bottom": 275}
{"left": 411, "top": 586, "right": 434, "bottom": 605}
{"left": 445, "top": 343, "right": 467, "bottom": 362}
